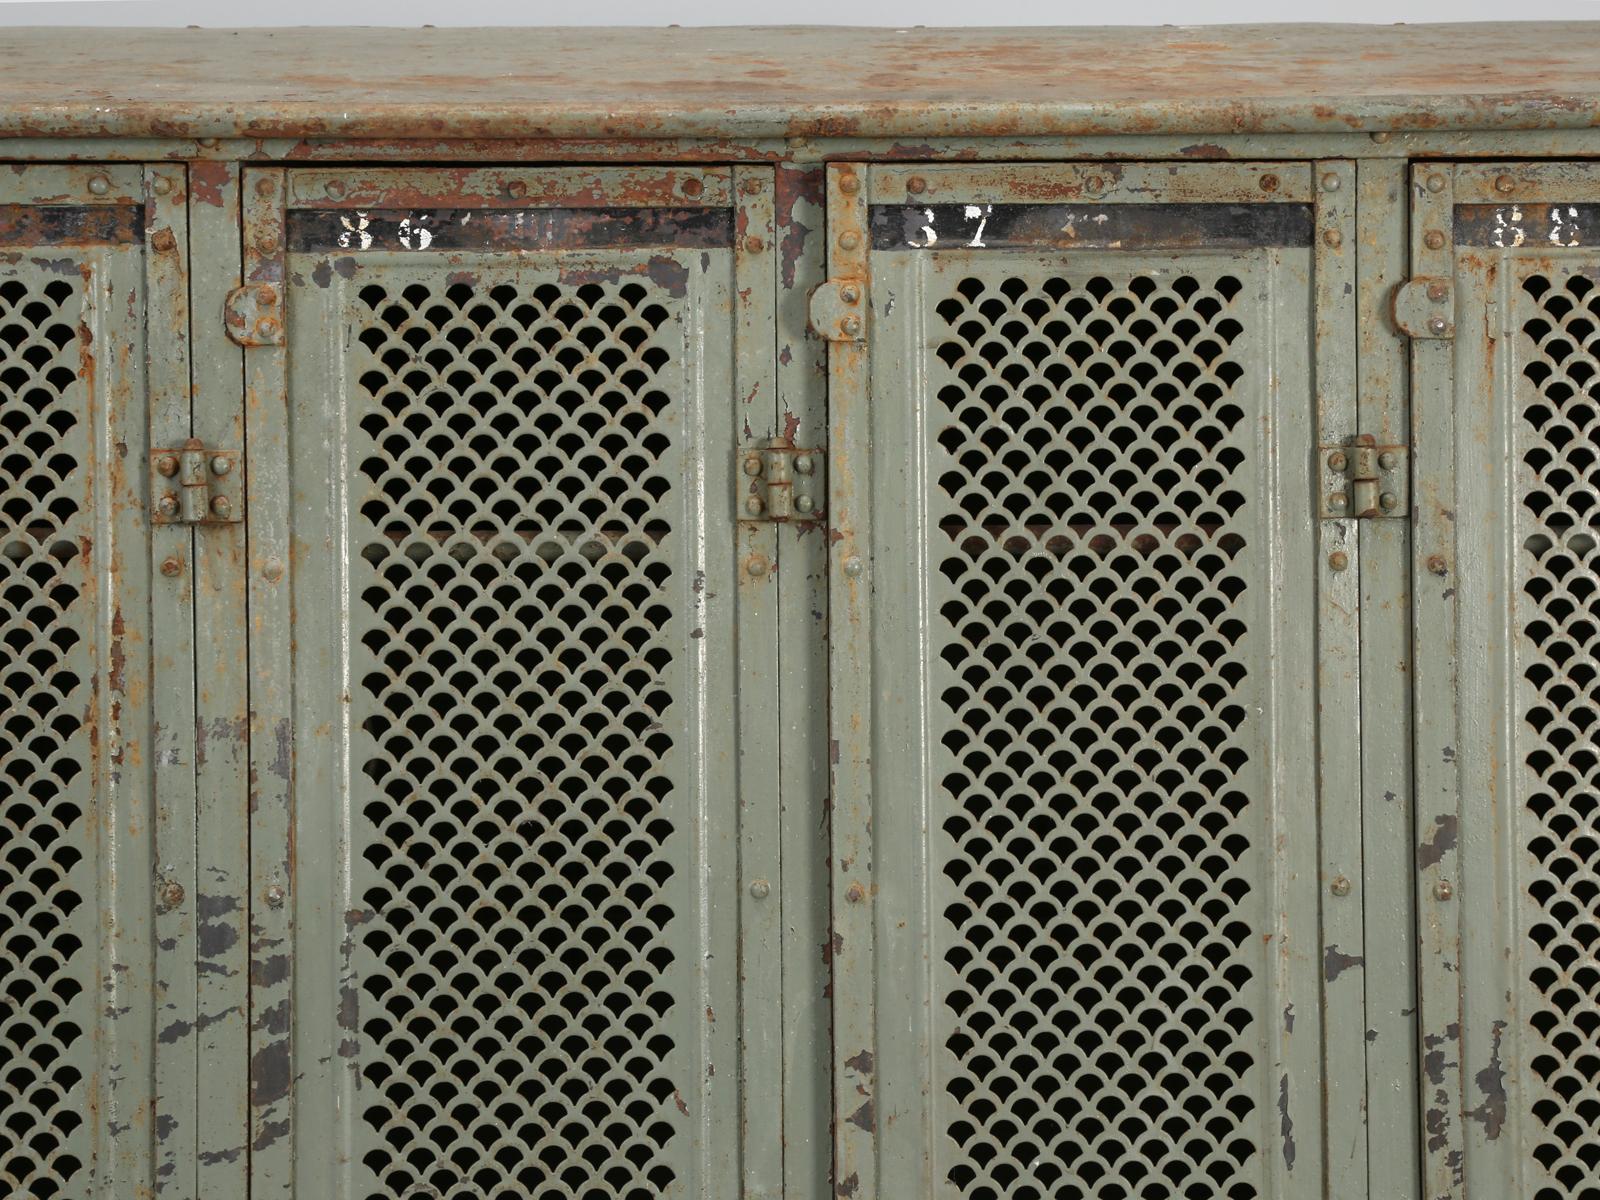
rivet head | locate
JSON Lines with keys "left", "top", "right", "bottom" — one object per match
{"left": 795, "top": 493, "right": 815, "bottom": 514}
{"left": 1321, "top": 172, "right": 1342, "bottom": 192}
{"left": 794, "top": 455, "right": 815, "bottom": 476}
{"left": 1494, "top": 173, "right": 1516, "bottom": 194}
{"left": 150, "top": 228, "right": 177, "bottom": 254}
{"left": 845, "top": 882, "right": 865, "bottom": 903}
{"left": 1085, "top": 174, "right": 1105, "bottom": 193}
{"left": 906, "top": 176, "right": 926, "bottom": 195}
{"left": 680, "top": 177, "right": 703, "bottom": 199}
{"left": 842, "top": 556, "right": 864, "bottom": 578}
{"left": 265, "top": 884, "right": 286, "bottom": 908}
{"left": 840, "top": 315, "right": 862, "bottom": 337}
{"left": 1425, "top": 174, "right": 1447, "bottom": 194}
{"left": 1323, "top": 229, "right": 1343, "bottom": 248}
{"left": 1424, "top": 230, "right": 1446, "bottom": 251}
{"left": 161, "top": 881, "right": 185, "bottom": 909}
{"left": 743, "top": 454, "right": 763, "bottom": 477}
{"left": 160, "top": 556, "right": 183, "bottom": 578}
{"left": 838, "top": 231, "right": 860, "bottom": 252}
{"left": 1259, "top": 174, "right": 1279, "bottom": 192}
{"left": 742, "top": 177, "right": 762, "bottom": 196}
{"left": 211, "top": 455, "right": 233, "bottom": 476}
{"left": 839, "top": 284, "right": 860, "bottom": 304}
{"left": 745, "top": 495, "right": 765, "bottom": 517}
{"left": 324, "top": 179, "right": 346, "bottom": 199}
{"left": 1427, "top": 554, "right": 1449, "bottom": 576}
{"left": 745, "top": 235, "right": 765, "bottom": 254}
{"left": 1428, "top": 316, "right": 1449, "bottom": 335}
{"left": 506, "top": 179, "right": 528, "bottom": 199}
{"left": 1327, "top": 451, "right": 1348, "bottom": 472}
{"left": 87, "top": 174, "right": 111, "bottom": 196}
{"left": 156, "top": 454, "right": 180, "bottom": 477}
{"left": 1330, "top": 875, "right": 1352, "bottom": 897}
{"left": 1328, "top": 551, "right": 1349, "bottom": 572}
{"left": 151, "top": 176, "right": 173, "bottom": 196}
{"left": 1426, "top": 283, "right": 1447, "bottom": 302}
{"left": 1370, "top": 130, "right": 1393, "bottom": 144}
{"left": 1379, "top": 492, "right": 1399, "bottom": 511}
{"left": 838, "top": 175, "right": 860, "bottom": 195}
{"left": 1329, "top": 492, "right": 1349, "bottom": 511}
{"left": 746, "top": 555, "right": 769, "bottom": 578}
{"left": 255, "top": 231, "right": 279, "bottom": 255}
{"left": 1434, "top": 880, "right": 1454, "bottom": 901}
{"left": 749, "top": 879, "right": 770, "bottom": 900}
{"left": 210, "top": 495, "right": 232, "bottom": 518}
{"left": 256, "top": 284, "right": 277, "bottom": 306}
{"left": 262, "top": 557, "right": 285, "bottom": 583}
{"left": 1378, "top": 451, "right": 1398, "bottom": 470}
{"left": 158, "top": 495, "right": 179, "bottom": 517}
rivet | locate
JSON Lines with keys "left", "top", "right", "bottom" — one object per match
{"left": 1085, "top": 174, "right": 1105, "bottom": 193}
{"left": 265, "top": 884, "right": 286, "bottom": 908}
{"left": 161, "top": 881, "right": 185, "bottom": 909}
{"left": 210, "top": 455, "right": 232, "bottom": 476}
{"left": 1323, "top": 229, "right": 1343, "bottom": 248}
{"left": 262, "top": 557, "right": 284, "bottom": 583}
{"left": 1259, "top": 174, "right": 1280, "bottom": 192}
{"left": 197, "top": 137, "right": 220, "bottom": 149}
{"left": 256, "top": 284, "right": 277, "bottom": 306}
{"left": 841, "top": 315, "right": 862, "bottom": 337}
{"left": 210, "top": 495, "right": 232, "bottom": 518}
{"left": 742, "top": 177, "right": 763, "bottom": 196}
{"left": 1424, "top": 230, "right": 1445, "bottom": 251}
{"left": 506, "top": 179, "right": 527, "bottom": 199}
{"left": 795, "top": 494, "right": 815, "bottom": 514}
{"left": 680, "top": 177, "right": 704, "bottom": 199}
{"left": 1321, "top": 172, "right": 1342, "bottom": 192}
{"left": 157, "top": 495, "right": 179, "bottom": 518}
{"left": 745, "top": 495, "right": 765, "bottom": 517}
{"left": 1428, "top": 316, "right": 1449, "bottom": 335}
{"left": 255, "top": 230, "right": 279, "bottom": 255}
{"left": 1434, "top": 880, "right": 1454, "bottom": 901}
{"left": 743, "top": 453, "right": 763, "bottom": 477}
{"left": 255, "top": 316, "right": 282, "bottom": 342}
{"left": 1379, "top": 492, "right": 1399, "bottom": 511}
{"left": 156, "top": 454, "right": 180, "bottom": 477}
{"left": 746, "top": 555, "right": 770, "bottom": 578}
{"left": 906, "top": 176, "right": 926, "bottom": 195}
{"left": 1327, "top": 450, "right": 1347, "bottom": 472}
{"left": 794, "top": 455, "right": 815, "bottom": 475}
{"left": 160, "top": 556, "right": 183, "bottom": 578}
{"left": 1329, "top": 492, "right": 1348, "bottom": 511}
{"left": 838, "top": 231, "right": 860, "bottom": 252}
{"left": 842, "top": 556, "right": 864, "bottom": 578}
{"left": 839, "top": 283, "right": 860, "bottom": 304}
{"left": 151, "top": 176, "right": 173, "bottom": 196}
{"left": 1494, "top": 173, "right": 1516, "bottom": 194}
{"left": 745, "top": 235, "right": 765, "bottom": 254}
{"left": 1330, "top": 875, "right": 1352, "bottom": 897}
{"left": 324, "top": 179, "right": 345, "bottom": 199}
{"left": 1328, "top": 551, "right": 1349, "bottom": 572}
{"left": 150, "top": 228, "right": 177, "bottom": 254}
{"left": 1426, "top": 554, "right": 1449, "bottom": 576}
{"left": 838, "top": 175, "right": 860, "bottom": 195}
{"left": 1425, "top": 174, "right": 1447, "bottom": 194}
{"left": 87, "top": 174, "right": 111, "bottom": 196}
{"left": 749, "top": 879, "right": 770, "bottom": 900}
{"left": 1370, "top": 130, "right": 1393, "bottom": 144}
{"left": 1426, "top": 282, "right": 1448, "bottom": 302}
{"left": 845, "top": 882, "right": 864, "bottom": 903}
{"left": 1379, "top": 451, "right": 1398, "bottom": 470}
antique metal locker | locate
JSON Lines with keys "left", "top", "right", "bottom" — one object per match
{"left": 1, "top": 23, "right": 1599, "bottom": 1200}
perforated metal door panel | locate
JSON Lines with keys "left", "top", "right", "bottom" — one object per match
{"left": 242, "top": 167, "right": 778, "bottom": 1200}
{"left": 825, "top": 163, "right": 1362, "bottom": 1200}
{"left": 1415, "top": 163, "right": 1600, "bottom": 1200}
{"left": 0, "top": 166, "right": 194, "bottom": 1197}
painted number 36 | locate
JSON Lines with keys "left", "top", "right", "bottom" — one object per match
{"left": 1493, "top": 205, "right": 1582, "bottom": 249}
{"left": 907, "top": 204, "right": 994, "bottom": 249}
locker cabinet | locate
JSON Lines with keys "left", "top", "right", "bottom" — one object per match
{"left": 1, "top": 23, "right": 1599, "bottom": 1200}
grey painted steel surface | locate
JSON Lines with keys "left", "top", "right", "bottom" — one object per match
{"left": 1, "top": 26, "right": 1599, "bottom": 1200}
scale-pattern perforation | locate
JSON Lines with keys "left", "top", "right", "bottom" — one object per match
{"left": 1519, "top": 271, "right": 1600, "bottom": 1200}
{"left": 348, "top": 278, "right": 684, "bottom": 1199}
{"left": 0, "top": 274, "right": 89, "bottom": 1199}
{"left": 930, "top": 272, "right": 1263, "bottom": 1200}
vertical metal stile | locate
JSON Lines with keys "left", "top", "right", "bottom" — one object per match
{"left": 732, "top": 163, "right": 783, "bottom": 1200}
{"left": 1354, "top": 157, "right": 1422, "bottom": 1200}
{"left": 1313, "top": 158, "right": 1370, "bottom": 1200}
{"left": 1408, "top": 162, "right": 1466, "bottom": 1200}
{"left": 825, "top": 162, "right": 877, "bottom": 1200}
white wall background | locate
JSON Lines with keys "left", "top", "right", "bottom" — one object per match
{"left": 2, "top": 0, "right": 1599, "bottom": 24}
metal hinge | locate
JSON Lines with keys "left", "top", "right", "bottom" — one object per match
{"left": 224, "top": 282, "right": 285, "bottom": 347}
{"left": 808, "top": 278, "right": 866, "bottom": 343}
{"left": 737, "top": 438, "right": 824, "bottom": 521}
{"left": 1319, "top": 435, "right": 1408, "bottom": 519}
{"left": 1392, "top": 277, "right": 1454, "bottom": 339}
{"left": 150, "top": 440, "right": 243, "bottom": 524}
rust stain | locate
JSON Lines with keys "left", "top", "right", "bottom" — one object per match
{"left": 190, "top": 160, "right": 232, "bottom": 208}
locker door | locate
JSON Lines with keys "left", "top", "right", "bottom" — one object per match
{"left": 0, "top": 165, "right": 196, "bottom": 1195}
{"left": 823, "top": 162, "right": 1368, "bottom": 1200}
{"left": 240, "top": 167, "right": 782, "bottom": 1200}
{"left": 1411, "top": 163, "right": 1600, "bottom": 1200}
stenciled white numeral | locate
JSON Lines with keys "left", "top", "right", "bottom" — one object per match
{"left": 397, "top": 216, "right": 433, "bottom": 250}
{"left": 1549, "top": 205, "right": 1581, "bottom": 247}
{"left": 1492, "top": 206, "right": 1525, "bottom": 249}
{"left": 337, "top": 211, "right": 373, "bottom": 250}
{"left": 907, "top": 207, "right": 938, "bottom": 248}
{"left": 964, "top": 204, "right": 992, "bottom": 248}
